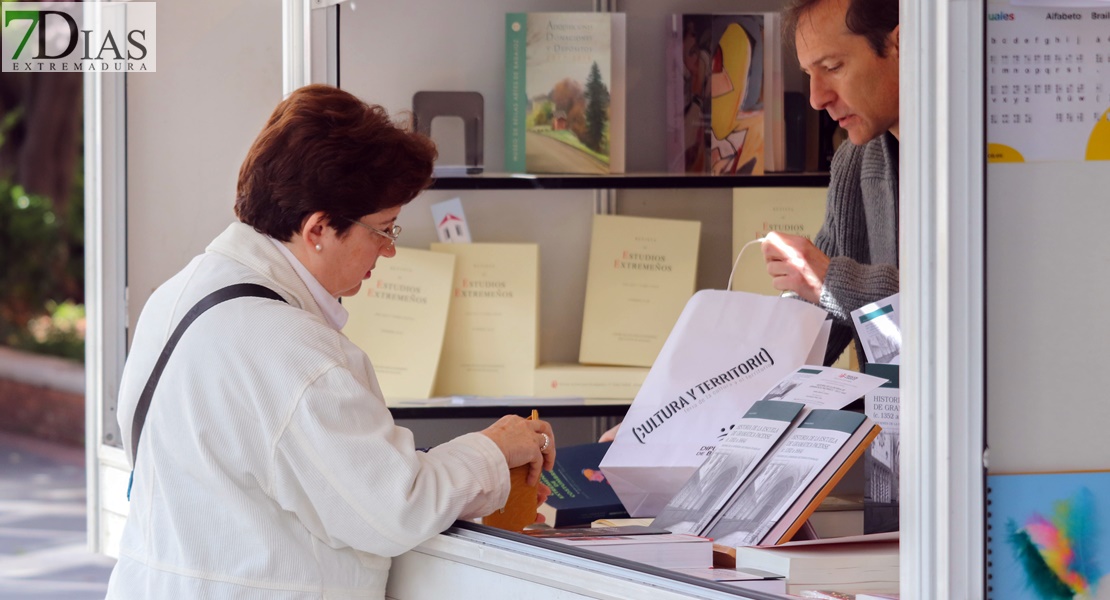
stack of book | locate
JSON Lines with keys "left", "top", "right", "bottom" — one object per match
{"left": 715, "top": 534, "right": 900, "bottom": 596}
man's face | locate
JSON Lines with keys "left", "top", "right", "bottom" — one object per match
{"left": 795, "top": 0, "right": 900, "bottom": 145}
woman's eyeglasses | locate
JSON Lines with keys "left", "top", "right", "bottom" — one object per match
{"left": 345, "top": 218, "right": 401, "bottom": 245}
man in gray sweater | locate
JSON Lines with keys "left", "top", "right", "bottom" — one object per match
{"left": 763, "top": 0, "right": 900, "bottom": 365}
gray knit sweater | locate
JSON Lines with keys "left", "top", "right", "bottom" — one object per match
{"left": 815, "top": 132, "right": 900, "bottom": 366}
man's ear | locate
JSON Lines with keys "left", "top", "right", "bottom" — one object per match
{"left": 889, "top": 24, "right": 900, "bottom": 55}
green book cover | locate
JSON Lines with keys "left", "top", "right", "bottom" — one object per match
{"left": 505, "top": 13, "right": 528, "bottom": 173}
{"left": 504, "top": 12, "right": 625, "bottom": 174}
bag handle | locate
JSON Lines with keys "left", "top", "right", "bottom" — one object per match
{"left": 726, "top": 236, "right": 767, "bottom": 291}
{"left": 127, "top": 283, "right": 287, "bottom": 500}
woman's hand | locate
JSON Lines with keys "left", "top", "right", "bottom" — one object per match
{"left": 480, "top": 415, "right": 555, "bottom": 486}
{"left": 534, "top": 482, "right": 552, "bottom": 524}
{"left": 761, "top": 231, "right": 830, "bottom": 304}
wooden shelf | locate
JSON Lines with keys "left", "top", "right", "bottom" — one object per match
{"left": 428, "top": 171, "right": 830, "bottom": 191}
{"left": 387, "top": 402, "right": 630, "bottom": 420}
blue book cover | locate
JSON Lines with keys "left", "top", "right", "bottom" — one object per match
{"left": 539, "top": 442, "right": 628, "bottom": 528}
{"left": 987, "top": 470, "right": 1110, "bottom": 600}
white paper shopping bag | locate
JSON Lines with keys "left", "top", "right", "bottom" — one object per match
{"left": 599, "top": 289, "right": 828, "bottom": 517}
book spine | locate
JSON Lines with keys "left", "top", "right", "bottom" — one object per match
{"left": 664, "top": 14, "right": 684, "bottom": 173}
{"left": 558, "top": 505, "right": 631, "bottom": 528}
{"left": 505, "top": 13, "right": 527, "bottom": 173}
{"left": 608, "top": 14, "right": 627, "bottom": 174}
{"left": 767, "top": 424, "right": 882, "bottom": 545}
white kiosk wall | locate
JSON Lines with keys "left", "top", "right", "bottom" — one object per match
{"left": 126, "top": 1, "right": 283, "bottom": 331}
{"left": 986, "top": 162, "right": 1110, "bottom": 472}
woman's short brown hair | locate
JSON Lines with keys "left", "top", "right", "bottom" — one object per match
{"left": 784, "top": 0, "right": 899, "bottom": 58}
{"left": 235, "top": 84, "right": 437, "bottom": 240}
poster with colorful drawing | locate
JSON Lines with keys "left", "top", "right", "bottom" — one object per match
{"left": 987, "top": 470, "right": 1110, "bottom": 599}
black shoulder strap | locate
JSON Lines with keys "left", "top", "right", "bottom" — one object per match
{"left": 129, "top": 283, "right": 287, "bottom": 462}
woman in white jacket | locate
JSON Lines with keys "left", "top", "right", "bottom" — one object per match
{"left": 106, "top": 84, "right": 555, "bottom": 599}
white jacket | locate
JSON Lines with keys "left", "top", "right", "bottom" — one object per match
{"left": 106, "top": 223, "right": 510, "bottom": 599}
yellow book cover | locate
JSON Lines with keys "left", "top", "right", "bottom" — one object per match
{"left": 579, "top": 214, "right": 700, "bottom": 367}
{"left": 431, "top": 243, "right": 539, "bottom": 396}
{"left": 533, "top": 363, "right": 650, "bottom": 399}
{"left": 731, "top": 187, "right": 827, "bottom": 295}
{"left": 341, "top": 247, "right": 456, "bottom": 400}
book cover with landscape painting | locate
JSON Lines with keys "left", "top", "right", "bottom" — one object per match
{"left": 505, "top": 12, "right": 626, "bottom": 174}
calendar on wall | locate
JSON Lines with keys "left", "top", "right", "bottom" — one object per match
{"left": 987, "top": 2, "right": 1110, "bottom": 162}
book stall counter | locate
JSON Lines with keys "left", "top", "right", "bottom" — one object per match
{"left": 386, "top": 522, "right": 792, "bottom": 600}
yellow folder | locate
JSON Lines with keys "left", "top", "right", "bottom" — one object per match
{"left": 579, "top": 214, "right": 700, "bottom": 367}
{"left": 342, "top": 247, "right": 456, "bottom": 400}
{"left": 730, "top": 187, "right": 827, "bottom": 296}
{"left": 431, "top": 243, "right": 540, "bottom": 396}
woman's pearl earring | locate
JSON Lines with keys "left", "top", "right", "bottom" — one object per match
{"left": 315, "top": 244, "right": 322, "bottom": 252}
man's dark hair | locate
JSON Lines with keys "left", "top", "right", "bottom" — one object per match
{"left": 784, "top": 0, "right": 899, "bottom": 57}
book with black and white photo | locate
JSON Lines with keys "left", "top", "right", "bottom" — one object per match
{"left": 862, "top": 363, "right": 900, "bottom": 534}
{"left": 703, "top": 409, "right": 881, "bottom": 548}
{"left": 651, "top": 400, "right": 806, "bottom": 536}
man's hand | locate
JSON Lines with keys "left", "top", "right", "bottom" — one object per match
{"left": 760, "top": 231, "right": 830, "bottom": 304}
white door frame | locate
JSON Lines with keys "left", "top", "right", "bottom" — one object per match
{"left": 900, "top": 0, "right": 986, "bottom": 598}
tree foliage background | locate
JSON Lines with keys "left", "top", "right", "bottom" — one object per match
{"left": 0, "top": 9, "right": 85, "bottom": 360}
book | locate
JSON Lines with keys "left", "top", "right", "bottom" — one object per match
{"left": 430, "top": 243, "right": 539, "bottom": 396}
{"left": 704, "top": 409, "right": 882, "bottom": 548}
{"left": 592, "top": 517, "right": 652, "bottom": 528}
{"left": 533, "top": 363, "right": 648, "bottom": 399}
{"left": 505, "top": 12, "right": 626, "bottom": 174}
{"left": 806, "top": 495, "right": 864, "bottom": 539}
{"left": 524, "top": 524, "right": 669, "bottom": 538}
{"left": 798, "top": 591, "right": 859, "bottom": 600}
{"left": 652, "top": 400, "right": 807, "bottom": 536}
{"left": 665, "top": 13, "right": 784, "bottom": 175}
{"left": 862, "top": 363, "right": 900, "bottom": 534}
{"left": 986, "top": 470, "right": 1110, "bottom": 600}
{"left": 546, "top": 532, "right": 713, "bottom": 569}
{"left": 578, "top": 214, "right": 700, "bottom": 367}
{"left": 341, "top": 247, "right": 455, "bottom": 400}
{"left": 671, "top": 567, "right": 787, "bottom": 595}
{"left": 538, "top": 442, "right": 629, "bottom": 528}
{"left": 722, "top": 537, "right": 899, "bottom": 596}
{"left": 730, "top": 187, "right": 828, "bottom": 295}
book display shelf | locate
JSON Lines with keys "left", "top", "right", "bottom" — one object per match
{"left": 334, "top": 4, "right": 852, "bottom": 597}
{"left": 339, "top": 0, "right": 830, "bottom": 438}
